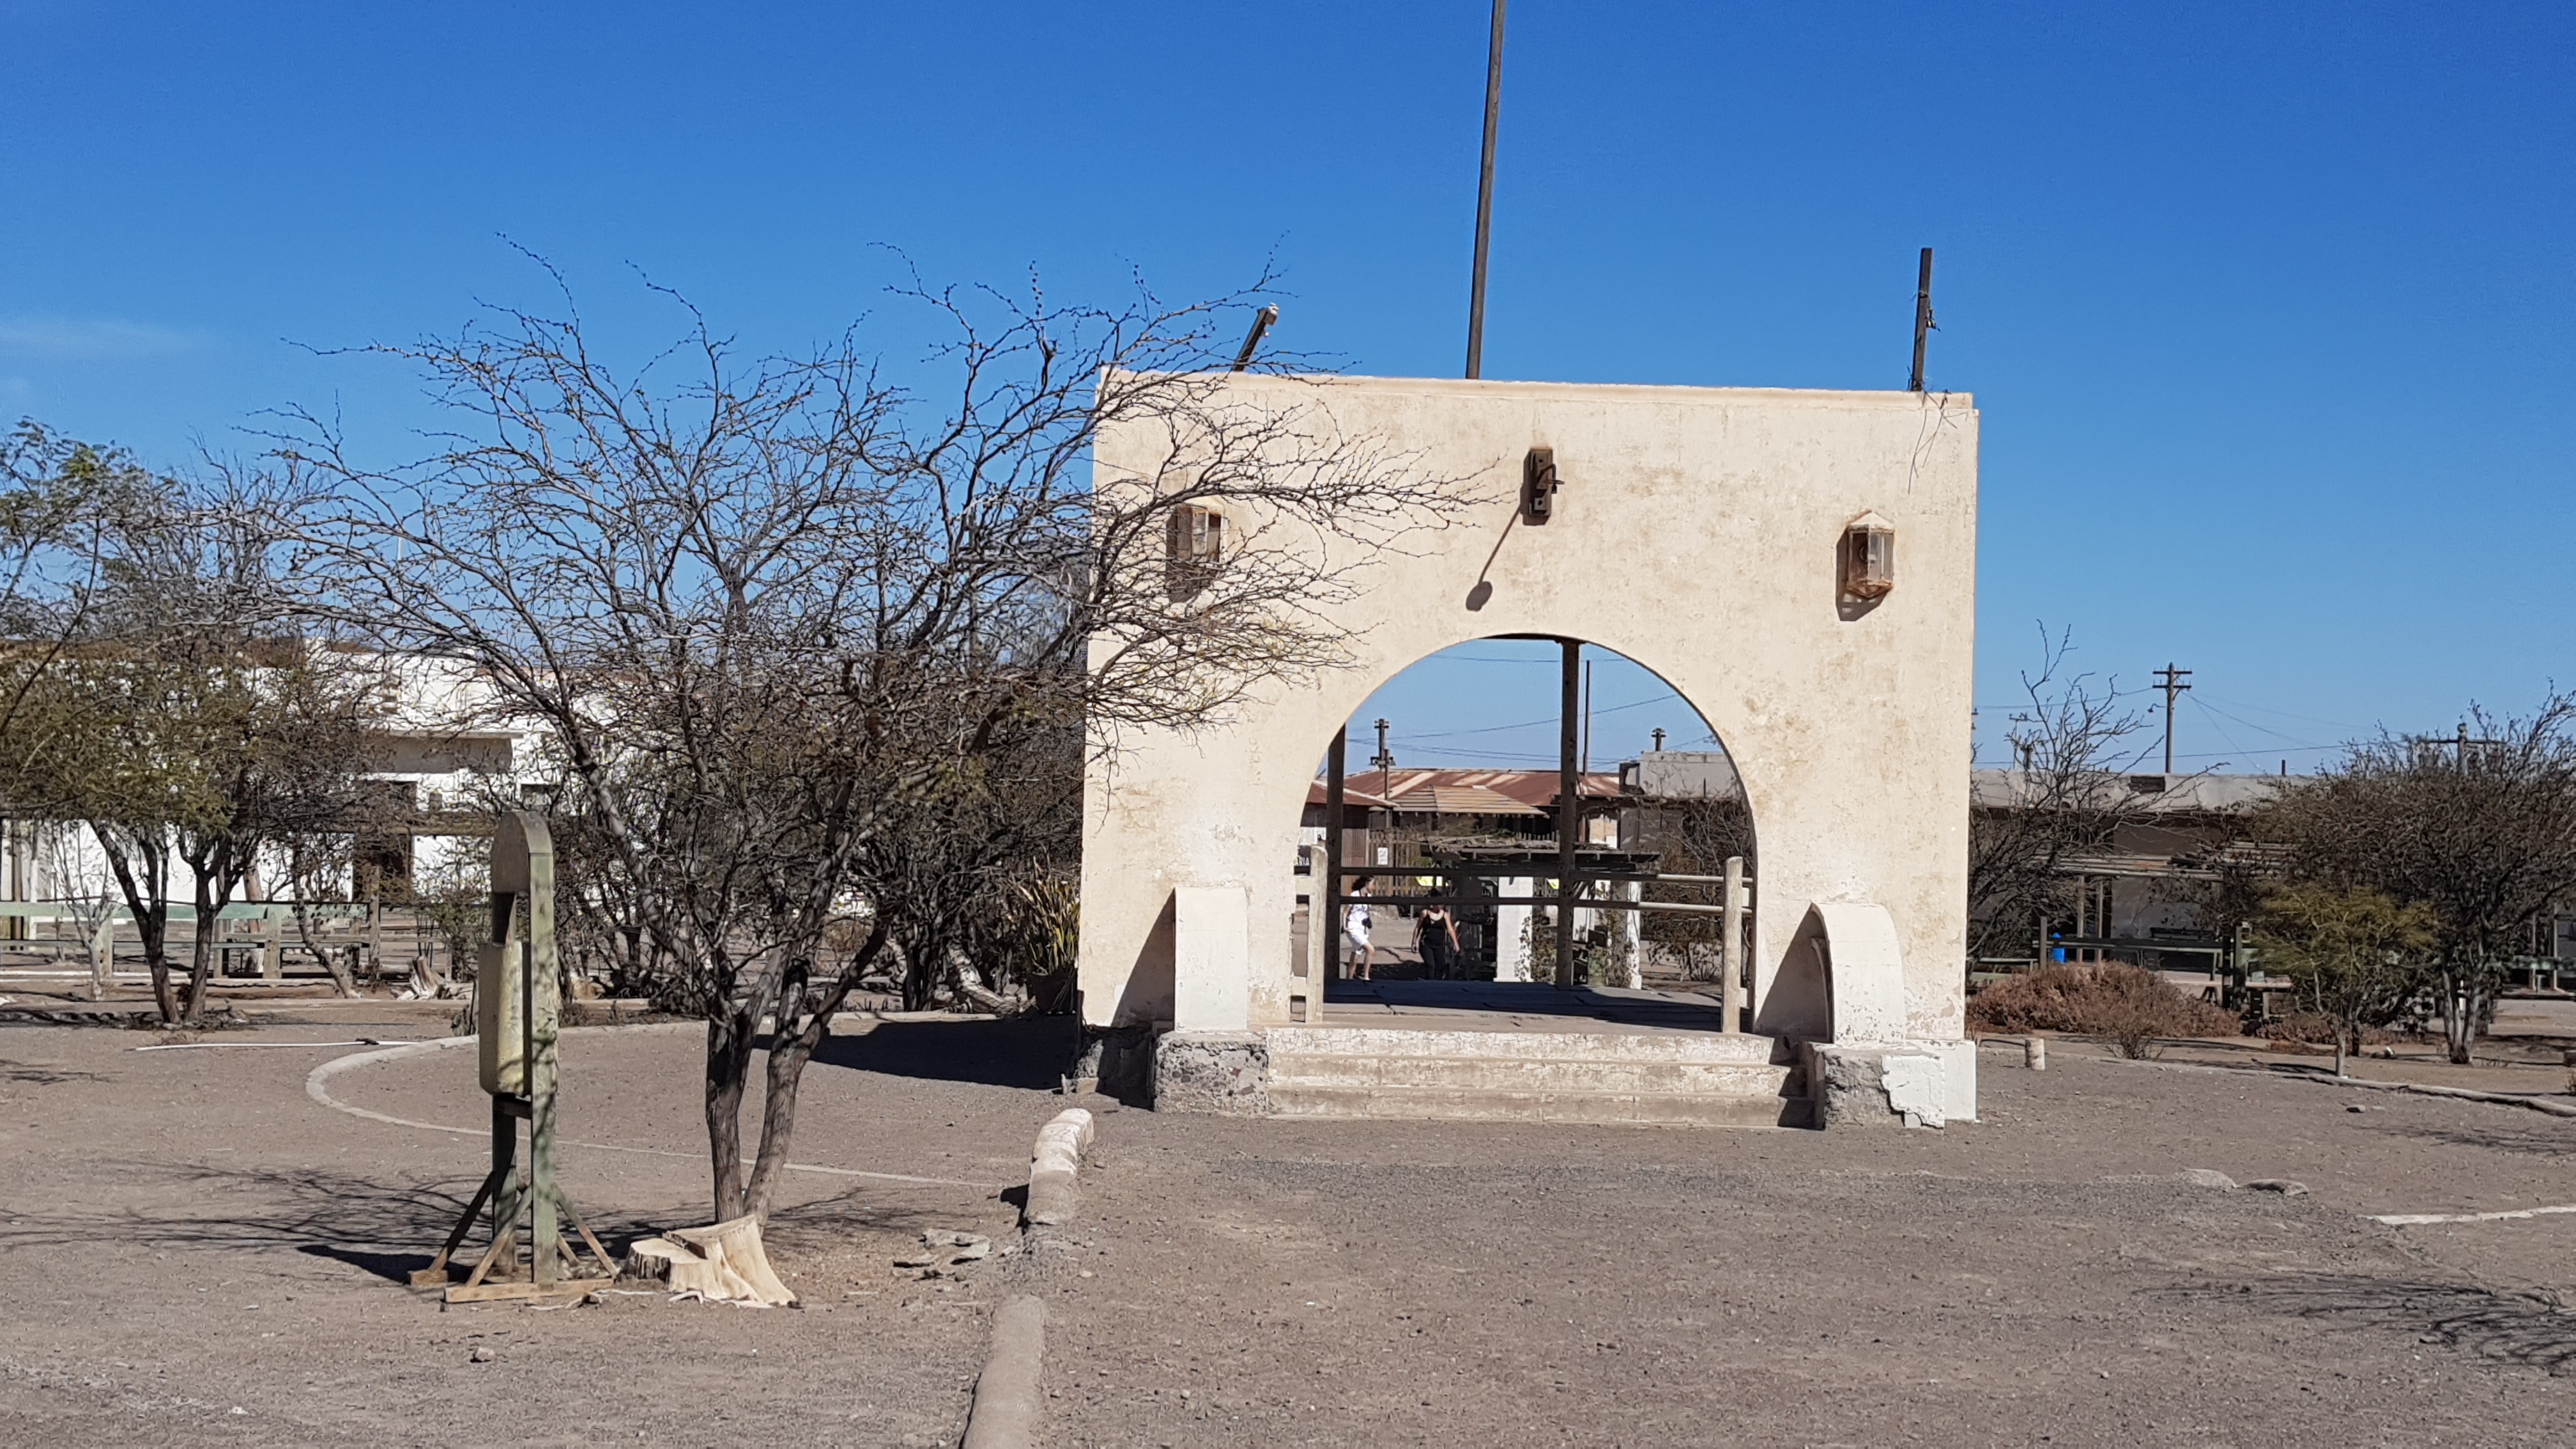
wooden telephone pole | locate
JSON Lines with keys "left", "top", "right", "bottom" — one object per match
{"left": 2153, "top": 663, "right": 2193, "bottom": 774}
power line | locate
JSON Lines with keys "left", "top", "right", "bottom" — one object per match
{"left": 2191, "top": 693, "right": 2362, "bottom": 733}
{"left": 2188, "top": 694, "right": 2334, "bottom": 751}
{"left": 1392, "top": 688, "right": 1685, "bottom": 741}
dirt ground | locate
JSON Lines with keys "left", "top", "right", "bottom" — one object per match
{"left": 8, "top": 1006, "right": 2576, "bottom": 1446}
{"left": 0, "top": 1004, "right": 1069, "bottom": 1447}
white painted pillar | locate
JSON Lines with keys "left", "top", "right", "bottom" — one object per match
{"left": 89, "top": 910, "right": 115, "bottom": 1000}
{"left": 1618, "top": 880, "right": 1642, "bottom": 989}
{"left": 1494, "top": 877, "right": 1534, "bottom": 983}
{"left": 1172, "top": 885, "right": 1251, "bottom": 1031}
{"left": 1295, "top": 847, "right": 1326, "bottom": 1023}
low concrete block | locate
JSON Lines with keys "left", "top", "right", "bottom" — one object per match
{"left": 1880, "top": 1053, "right": 1945, "bottom": 1127}
{"left": 1807, "top": 1043, "right": 1968, "bottom": 1128}
{"left": 1073, "top": 1022, "right": 1158, "bottom": 1102}
{"left": 962, "top": 1296, "right": 1047, "bottom": 1449}
{"left": 1809, "top": 1046, "right": 1897, "bottom": 1128}
{"left": 1023, "top": 1108, "right": 1094, "bottom": 1227}
{"left": 1926, "top": 1038, "right": 1979, "bottom": 1123}
{"left": 1153, "top": 1029, "right": 1271, "bottom": 1116}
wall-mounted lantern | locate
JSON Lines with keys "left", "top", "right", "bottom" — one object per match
{"left": 1520, "top": 447, "right": 1560, "bottom": 525}
{"left": 1840, "top": 512, "right": 1896, "bottom": 602}
{"left": 1165, "top": 503, "right": 1225, "bottom": 601}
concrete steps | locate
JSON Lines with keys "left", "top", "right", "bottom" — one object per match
{"left": 1264, "top": 1025, "right": 1805, "bottom": 1128}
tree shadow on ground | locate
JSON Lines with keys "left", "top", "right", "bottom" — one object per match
{"left": 2164, "top": 1274, "right": 2576, "bottom": 1374}
{"left": 2385, "top": 1119, "right": 2576, "bottom": 1158}
{"left": 0, "top": 1159, "right": 990, "bottom": 1286}
{"left": 0, "top": 1059, "right": 108, "bottom": 1084}
{"left": 0, "top": 1162, "right": 662, "bottom": 1284}
{"left": 811, "top": 1015, "right": 1076, "bottom": 1091}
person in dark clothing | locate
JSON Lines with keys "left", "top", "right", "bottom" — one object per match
{"left": 1416, "top": 902, "right": 1460, "bottom": 979}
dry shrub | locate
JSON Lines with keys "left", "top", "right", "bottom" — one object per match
{"left": 1967, "top": 962, "right": 2238, "bottom": 1058}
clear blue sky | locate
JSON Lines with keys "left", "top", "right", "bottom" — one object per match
{"left": 5, "top": 2, "right": 2571, "bottom": 773}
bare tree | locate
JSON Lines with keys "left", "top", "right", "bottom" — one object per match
{"left": 286, "top": 263, "right": 1466, "bottom": 1222}
{"left": 1966, "top": 628, "right": 2163, "bottom": 963}
{"left": 2257, "top": 696, "right": 2576, "bottom": 1064}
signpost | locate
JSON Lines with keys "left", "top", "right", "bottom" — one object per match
{"left": 411, "top": 811, "right": 617, "bottom": 1302}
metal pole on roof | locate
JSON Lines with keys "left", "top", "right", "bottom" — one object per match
{"left": 1464, "top": 0, "right": 1508, "bottom": 379}
{"left": 1908, "top": 247, "right": 1935, "bottom": 392}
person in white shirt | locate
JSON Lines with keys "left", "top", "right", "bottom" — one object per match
{"left": 1343, "top": 889, "right": 1376, "bottom": 981}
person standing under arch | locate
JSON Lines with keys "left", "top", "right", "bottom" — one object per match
{"left": 1343, "top": 884, "right": 1377, "bottom": 981}
{"left": 1416, "top": 901, "right": 1460, "bottom": 979}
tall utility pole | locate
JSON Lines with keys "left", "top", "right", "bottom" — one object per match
{"left": 1556, "top": 639, "right": 1581, "bottom": 988}
{"left": 2153, "top": 663, "right": 2193, "bottom": 774}
{"left": 1371, "top": 717, "right": 1393, "bottom": 794}
{"left": 1464, "top": 0, "right": 1508, "bottom": 379}
{"left": 1580, "top": 659, "right": 1594, "bottom": 773}
{"left": 2438, "top": 722, "right": 2503, "bottom": 769}
{"left": 1908, "top": 247, "right": 1935, "bottom": 392}
{"left": 1651, "top": 726, "right": 1666, "bottom": 753}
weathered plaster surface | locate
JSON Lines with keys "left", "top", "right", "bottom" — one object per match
{"left": 1153, "top": 1031, "right": 1273, "bottom": 1116}
{"left": 1077, "top": 375, "right": 1978, "bottom": 1060}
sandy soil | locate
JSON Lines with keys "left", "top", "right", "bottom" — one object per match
{"left": 9, "top": 1008, "right": 2576, "bottom": 1446}
{"left": 0, "top": 1007, "right": 1074, "bottom": 1447}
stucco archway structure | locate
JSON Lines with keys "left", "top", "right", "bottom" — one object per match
{"left": 1078, "top": 374, "right": 1980, "bottom": 1126}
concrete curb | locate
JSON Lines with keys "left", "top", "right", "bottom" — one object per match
{"left": 960, "top": 1295, "right": 1046, "bottom": 1449}
{"left": 1023, "top": 1108, "right": 1094, "bottom": 1228}
{"left": 2282, "top": 1071, "right": 2576, "bottom": 1118}
{"left": 1989, "top": 1037, "right": 2576, "bottom": 1119}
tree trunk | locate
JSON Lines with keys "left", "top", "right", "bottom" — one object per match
{"left": 703, "top": 1008, "right": 757, "bottom": 1221}
{"left": 181, "top": 850, "right": 239, "bottom": 1027}
{"left": 2439, "top": 962, "right": 2487, "bottom": 1066}
{"left": 745, "top": 926, "right": 888, "bottom": 1220}
{"left": 95, "top": 833, "right": 180, "bottom": 1025}
{"left": 284, "top": 845, "right": 357, "bottom": 998}
{"left": 139, "top": 916, "right": 176, "bottom": 1023}
{"left": 900, "top": 927, "right": 951, "bottom": 1012}
{"left": 2334, "top": 1021, "right": 2348, "bottom": 1079}
{"left": 746, "top": 1017, "right": 815, "bottom": 1223}
{"left": 289, "top": 898, "right": 355, "bottom": 997}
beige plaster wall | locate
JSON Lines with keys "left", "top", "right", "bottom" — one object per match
{"left": 1078, "top": 375, "right": 1978, "bottom": 1044}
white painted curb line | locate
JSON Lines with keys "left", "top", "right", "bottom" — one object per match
{"left": 303, "top": 1025, "right": 990, "bottom": 1188}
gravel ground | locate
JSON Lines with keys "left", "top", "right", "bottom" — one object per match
{"left": 1031, "top": 1040, "right": 2576, "bottom": 1448}
{"left": 8, "top": 1008, "right": 2576, "bottom": 1446}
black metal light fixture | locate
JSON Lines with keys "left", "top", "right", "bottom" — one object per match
{"left": 1521, "top": 447, "right": 1560, "bottom": 525}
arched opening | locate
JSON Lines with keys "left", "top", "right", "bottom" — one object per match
{"left": 1290, "top": 635, "right": 1758, "bottom": 1032}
